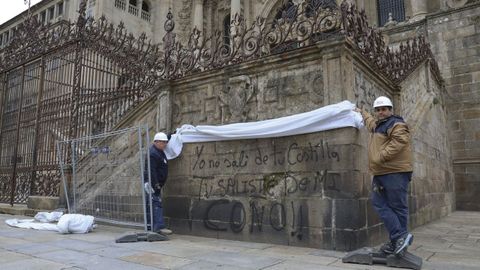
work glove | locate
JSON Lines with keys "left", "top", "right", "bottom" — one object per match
{"left": 144, "top": 182, "right": 155, "bottom": 194}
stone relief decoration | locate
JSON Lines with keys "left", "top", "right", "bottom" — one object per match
{"left": 177, "top": 0, "right": 193, "bottom": 44}
{"left": 219, "top": 75, "right": 257, "bottom": 123}
{"left": 310, "top": 71, "right": 325, "bottom": 105}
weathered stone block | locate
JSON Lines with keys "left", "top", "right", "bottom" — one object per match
{"left": 334, "top": 199, "right": 367, "bottom": 230}
{"left": 27, "top": 196, "right": 59, "bottom": 210}
{"left": 334, "top": 228, "right": 368, "bottom": 251}
{"left": 163, "top": 196, "right": 191, "bottom": 219}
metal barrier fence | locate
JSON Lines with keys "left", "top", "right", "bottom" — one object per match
{"left": 57, "top": 125, "right": 150, "bottom": 229}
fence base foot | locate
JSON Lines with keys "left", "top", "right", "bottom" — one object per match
{"left": 342, "top": 247, "right": 422, "bottom": 270}
{"left": 115, "top": 232, "right": 168, "bottom": 243}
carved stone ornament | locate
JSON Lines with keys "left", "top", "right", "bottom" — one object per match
{"left": 219, "top": 75, "right": 256, "bottom": 122}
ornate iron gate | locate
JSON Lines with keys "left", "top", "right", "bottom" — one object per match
{"left": 0, "top": 1, "right": 163, "bottom": 205}
{"left": 0, "top": 0, "right": 441, "bottom": 205}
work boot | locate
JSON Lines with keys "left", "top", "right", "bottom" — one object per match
{"left": 379, "top": 241, "right": 395, "bottom": 254}
{"left": 157, "top": 228, "right": 173, "bottom": 235}
{"left": 394, "top": 233, "right": 413, "bottom": 256}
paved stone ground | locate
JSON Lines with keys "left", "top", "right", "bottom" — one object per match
{"left": 0, "top": 211, "right": 479, "bottom": 270}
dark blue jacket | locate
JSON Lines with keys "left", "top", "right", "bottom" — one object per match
{"left": 375, "top": 115, "right": 405, "bottom": 135}
{"left": 145, "top": 145, "right": 168, "bottom": 194}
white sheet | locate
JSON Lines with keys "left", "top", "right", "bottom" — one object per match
{"left": 5, "top": 218, "right": 59, "bottom": 231}
{"left": 6, "top": 213, "right": 95, "bottom": 234}
{"left": 34, "top": 211, "right": 63, "bottom": 223}
{"left": 57, "top": 214, "right": 95, "bottom": 234}
{"left": 165, "top": 100, "right": 363, "bottom": 159}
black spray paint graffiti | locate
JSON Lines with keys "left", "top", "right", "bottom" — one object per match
{"left": 197, "top": 170, "right": 341, "bottom": 198}
{"left": 203, "top": 200, "right": 307, "bottom": 239}
{"left": 193, "top": 146, "right": 248, "bottom": 170}
{"left": 192, "top": 140, "right": 340, "bottom": 171}
{"left": 192, "top": 139, "right": 340, "bottom": 240}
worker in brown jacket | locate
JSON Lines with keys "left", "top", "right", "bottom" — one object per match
{"left": 355, "top": 96, "right": 413, "bottom": 256}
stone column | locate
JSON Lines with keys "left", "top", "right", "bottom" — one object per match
{"left": 410, "top": 0, "right": 427, "bottom": 21}
{"left": 193, "top": 0, "right": 204, "bottom": 33}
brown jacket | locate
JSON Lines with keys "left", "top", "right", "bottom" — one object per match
{"left": 360, "top": 110, "right": 413, "bottom": 176}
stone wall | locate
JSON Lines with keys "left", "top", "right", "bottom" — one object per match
{"left": 70, "top": 37, "right": 452, "bottom": 250}
{"left": 162, "top": 41, "right": 393, "bottom": 250}
{"left": 383, "top": 2, "right": 480, "bottom": 211}
{"left": 167, "top": 130, "right": 369, "bottom": 250}
{"left": 60, "top": 34, "right": 454, "bottom": 250}
{"left": 157, "top": 40, "right": 452, "bottom": 250}
{"left": 399, "top": 62, "right": 454, "bottom": 226}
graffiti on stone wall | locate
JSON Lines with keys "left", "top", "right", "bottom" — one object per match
{"left": 202, "top": 199, "right": 312, "bottom": 239}
{"left": 197, "top": 170, "right": 340, "bottom": 199}
{"left": 189, "top": 138, "right": 342, "bottom": 237}
{"left": 192, "top": 140, "right": 340, "bottom": 172}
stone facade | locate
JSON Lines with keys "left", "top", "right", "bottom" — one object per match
{"left": 383, "top": 2, "right": 480, "bottom": 211}
{"left": 91, "top": 39, "right": 450, "bottom": 251}
{"left": 62, "top": 36, "right": 453, "bottom": 250}
{"left": 0, "top": 0, "right": 472, "bottom": 249}
{"left": 400, "top": 62, "right": 454, "bottom": 225}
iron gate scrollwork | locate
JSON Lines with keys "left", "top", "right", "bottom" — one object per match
{"left": 0, "top": 0, "right": 441, "bottom": 205}
{"left": 0, "top": 0, "right": 163, "bottom": 204}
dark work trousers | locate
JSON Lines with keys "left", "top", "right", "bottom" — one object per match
{"left": 145, "top": 192, "right": 165, "bottom": 232}
{"left": 372, "top": 172, "right": 412, "bottom": 242}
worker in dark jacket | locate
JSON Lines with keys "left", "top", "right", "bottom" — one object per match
{"left": 355, "top": 96, "right": 413, "bottom": 256}
{"left": 144, "top": 132, "right": 172, "bottom": 235}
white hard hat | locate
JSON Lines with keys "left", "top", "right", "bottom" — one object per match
{"left": 373, "top": 96, "right": 393, "bottom": 108}
{"left": 153, "top": 132, "right": 168, "bottom": 141}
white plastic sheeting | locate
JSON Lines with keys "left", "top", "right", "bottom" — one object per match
{"left": 165, "top": 100, "right": 363, "bottom": 159}
{"left": 34, "top": 211, "right": 63, "bottom": 223}
{"left": 57, "top": 214, "right": 95, "bottom": 234}
{"left": 5, "top": 212, "right": 95, "bottom": 234}
{"left": 5, "top": 218, "right": 59, "bottom": 231}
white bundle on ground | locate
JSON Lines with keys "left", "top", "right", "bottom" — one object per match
{"left": 165, "top": 100, "right": 363, "bottom": 159}
{"left": 5, "top": 212, "right": 95, "bottom": 234}
{"left": 56, "top": 214, "right": 95, "bottom": 234}
{"left": 34, "top": 211, "right": 63, "bottom": 223}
